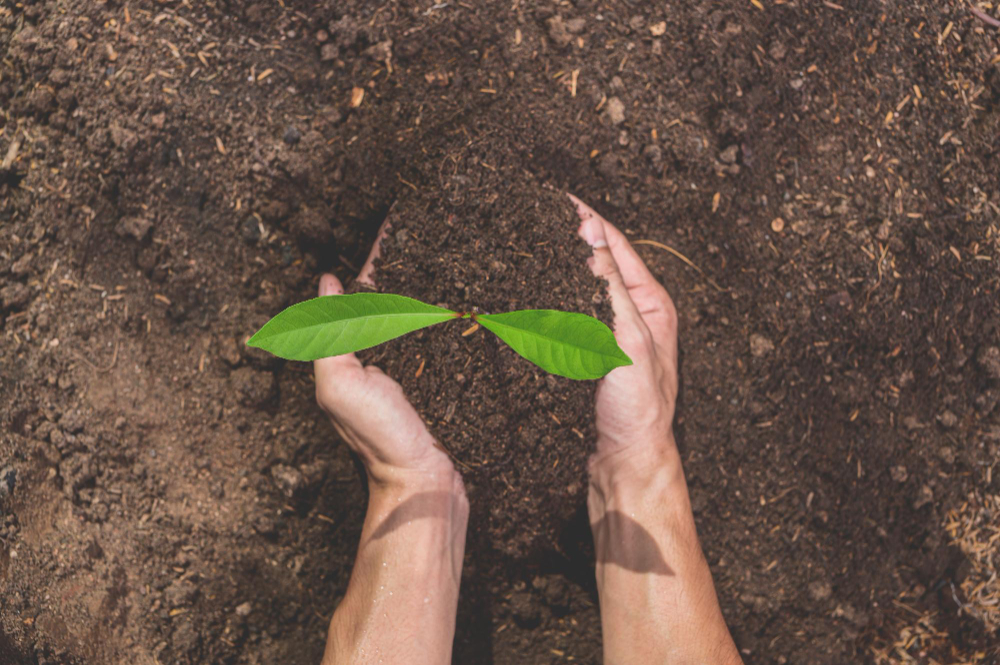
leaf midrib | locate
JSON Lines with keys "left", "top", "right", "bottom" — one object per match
{"left": 478, "top": 315, "right": 624, "bottom": 361}
{"left": 255, "top": 310, "right": 453, "bottom": 342}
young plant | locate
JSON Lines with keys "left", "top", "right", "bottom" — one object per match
{"left": 248, "top": 293, "right": 631, "bottom": 380}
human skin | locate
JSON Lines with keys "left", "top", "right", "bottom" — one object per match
{"left": 318, "top": 198, "right": 741, "bottom": 664}
{"left": 573, "top": 194, "right": 742, "bottom": 665}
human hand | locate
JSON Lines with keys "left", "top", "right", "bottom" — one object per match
{"left": 570, "top": 195, "right": 679, "bottom": 480}
{"left": 314, "top": 232, "right": 455, "bottom": 486}
{"left": 571, "top": 198, "right": 742, "bottom": 664}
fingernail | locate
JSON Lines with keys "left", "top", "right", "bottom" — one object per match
{"left": 579, "top": 217, "right": 609, "bottom": 249}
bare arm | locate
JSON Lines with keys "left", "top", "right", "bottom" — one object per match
{"left": 323, "top": 465, "right": 467, "bottom": 664}
{"left": 573, "top": 195, "right": 742, "bottom": 665}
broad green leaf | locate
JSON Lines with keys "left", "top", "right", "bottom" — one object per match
{"left": 476, "top": 310, "right": 632, "bottom": 380}
{"left": 248, "top": 293, "right": 456, "bottom": 361}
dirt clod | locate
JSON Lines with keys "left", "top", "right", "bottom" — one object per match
{"left": 809, "top": 580, "right": 833, "bottom": 601}
{"left": 270, "top": 464, "right": 305, "bottom": 499}
{"left": 116, "top": 216, "right": 153, "bottom": 242}
{"left": 0, "top": 283, "right": 30, "bottom": 312}
{"left": 750, "top": 333, "right": 775, "bottom": 357}
{"left": 605, "top": 96, "right": 626, "bottom": 125}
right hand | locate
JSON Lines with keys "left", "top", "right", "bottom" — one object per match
{"left": 570, "top": 195, "right": 680, "bottom": 478}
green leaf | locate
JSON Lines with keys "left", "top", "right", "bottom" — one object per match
{"left": 476, "top": 310, "right": 632, "bottom": 380}
{"left": 248, "top": 293, "right": 457, "bottom": 361}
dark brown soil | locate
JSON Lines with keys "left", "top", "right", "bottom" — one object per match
{"left": 369, "top": 135, "right": 606, "bottom": 560}
{"left": 2, "top": 0, "right": 1000, "bottom": 663}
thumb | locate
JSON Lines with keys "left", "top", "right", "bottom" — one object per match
{"left": 314, "top": 274, "right": 363, "bottom": 402}
{"left": 319, "top": 273, "right": 344, "bottom": 297}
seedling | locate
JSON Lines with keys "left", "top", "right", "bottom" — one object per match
{"left": 248, "top": 293, "right": 631, "bottom": 380}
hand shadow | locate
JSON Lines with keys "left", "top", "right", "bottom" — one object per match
{"left": 591, "top": 510, "right": 674, "bottom": 575}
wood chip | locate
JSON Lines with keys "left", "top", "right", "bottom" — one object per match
{"left": 1, "top": 137, "right": 20, "bottom": 170}
{"left": 215, "top": 136, "right": 226, "bottom": 155}
{"left": 461, "top": 323, "right": 480, "bottom": 337}
{"left": 350, "top": 87, "right": 365, "bottom": 107}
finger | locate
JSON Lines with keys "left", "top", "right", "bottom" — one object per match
{"left": 357, "top": 217, "right": 393, "bottom": 287}
{"left": 569, "top": 194, "right": 677, "bottom": 356}
{"left": 314, "top": 274, "right": 363, "bottom": 404}
{"left": 576, "top": 205, "right": 646, "bottom": 341}
{"left": 569, "top": 194, "right": 670, "bottom": 305}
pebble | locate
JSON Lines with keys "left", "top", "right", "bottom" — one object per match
{"left": 235, "top": 601, "right": 253, "bottom": 617}
{"left": 749, "top": 333, "right": 775, "bottom": 358}
{"left": 890, "top": 465, "right": 908, "bottom": 483}
{"left": 605, "top": 96, "right": 626, "bottom": 126}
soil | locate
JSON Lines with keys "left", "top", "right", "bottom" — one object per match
{"left": 368, "top": 132, "right": 607, "bottom": 560}
{"left": 2, "top": 0, "right": 1000, "bottom": 664}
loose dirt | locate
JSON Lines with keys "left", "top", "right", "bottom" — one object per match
{"left": 2, "top": 0, "right": 999, "bottom": 663}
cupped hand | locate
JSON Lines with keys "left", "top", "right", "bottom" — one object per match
{"left": 314, "top": 232, "right": 455, "bottom": 485}
{"left": 570, "top": 194, "right": 680, "bottom": 476}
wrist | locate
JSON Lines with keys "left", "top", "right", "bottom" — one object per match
{"left": 587, "top": 433, "right": 685, "bottom": 504}
{"left": 367, "top": 460, "right": 465, "bottom": 502}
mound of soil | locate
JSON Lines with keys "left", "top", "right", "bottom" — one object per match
{"left": 2, "top": 0, "right": 1000, "bottom": 663}
{"left": 368, "top": 130, "right": 607, "bottom": 558}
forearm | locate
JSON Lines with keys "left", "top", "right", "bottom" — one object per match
{"left": 323, "top": 468, "right": 469, "bottom": 665}
{"left": 588, "top": 440, "right": 741, "bottom": 665}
